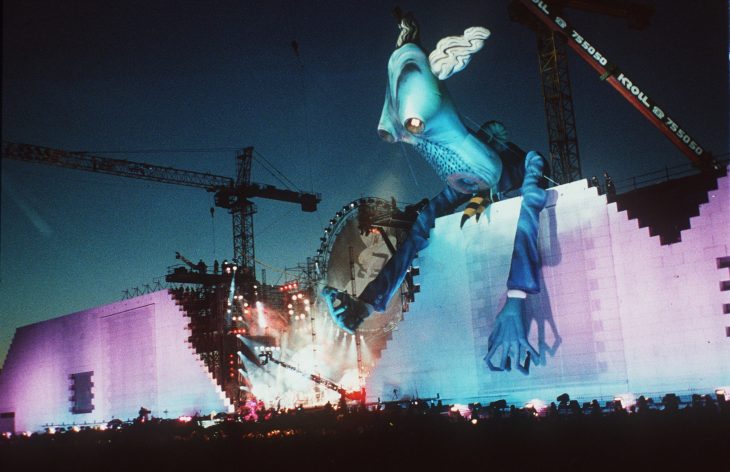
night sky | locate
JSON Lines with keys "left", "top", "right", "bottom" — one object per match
{"left": 2, "top": 0, "right": 727, "bottom": 364}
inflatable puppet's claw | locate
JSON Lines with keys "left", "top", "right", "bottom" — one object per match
{"left": 460, "top": 193, "right": 490, "bottom": 229}
{"left": 321, "top": 286, "right": 370, "bottom": 334}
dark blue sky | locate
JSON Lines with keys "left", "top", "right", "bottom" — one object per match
{"left": 2, "top": 0, "right": 727, "bottom": 364}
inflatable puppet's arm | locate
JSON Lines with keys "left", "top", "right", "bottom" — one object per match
{"left": 484, "top": 151, "right": 548, "bottom": 374}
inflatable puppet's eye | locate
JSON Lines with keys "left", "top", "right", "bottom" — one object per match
{"left": 378, "top": 129, "right": 396, "bottom": 143}
{"left": 405, "top": 117, "right": 424, "bottom": 134}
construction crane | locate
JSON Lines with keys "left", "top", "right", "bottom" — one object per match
{"left": 509, "top": 0, "right": 714, "bottom": 184}
{"left": 1, "top": 141, "right": 321, "bottom": 281}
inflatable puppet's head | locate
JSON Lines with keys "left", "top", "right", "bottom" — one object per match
{"left": 378, "top": 12, "right": 502, "bottom": 194}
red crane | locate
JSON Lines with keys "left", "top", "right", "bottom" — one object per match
{"left": 510, "top": 0, "right": 715, "bottom": 183}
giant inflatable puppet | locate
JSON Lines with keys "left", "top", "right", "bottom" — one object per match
{"left": 322, "top": 11, "right": 549, "bottom": 373}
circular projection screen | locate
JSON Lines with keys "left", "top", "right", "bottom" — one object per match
{"left": 325, "top": 212, "right": 405, "bottom": 345}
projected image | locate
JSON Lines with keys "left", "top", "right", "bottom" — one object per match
{"left": 325, "top": 204, "right": 406, "bottom": 343}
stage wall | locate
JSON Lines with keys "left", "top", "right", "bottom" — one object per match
{"left": 0, "top": 290, "right": 232, "bottom": 433}
{"left": 367, "top": 169, "right": 730, "bottom": 405}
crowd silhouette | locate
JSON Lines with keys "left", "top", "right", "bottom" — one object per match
{"left": 1, "top": 392, "right": 727, "bottom": 470}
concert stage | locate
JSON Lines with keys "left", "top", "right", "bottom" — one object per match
{"left": 1, "top": 168, "right": 728, "bottom": 432}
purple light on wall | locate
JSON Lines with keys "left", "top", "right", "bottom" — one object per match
{"left": 0, "top": 290, "right": 232, "bottom": 432}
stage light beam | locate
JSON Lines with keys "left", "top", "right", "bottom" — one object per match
{"left": 256, "top": 301, "right": 267, "bottom": 328}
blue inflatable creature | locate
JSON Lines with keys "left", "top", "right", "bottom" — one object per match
{"left": 322, "top": 12, "right": 548, "bottom": 373}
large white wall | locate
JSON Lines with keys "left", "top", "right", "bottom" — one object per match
{"left": 0, "top": 290, "right": 232, "bottom": 432}
{"left": 367, "top": 168, "right": 730, "bottom": 405}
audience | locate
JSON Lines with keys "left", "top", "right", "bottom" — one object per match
{"left": 1, "top": 392, "right": 727, "bottom": 470}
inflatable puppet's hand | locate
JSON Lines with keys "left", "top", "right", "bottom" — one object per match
{"left": 321, "top": 286, "right": 369, "bottom": 334}
{"left": 484, "top": 297, "right": 539, "bottom": 374}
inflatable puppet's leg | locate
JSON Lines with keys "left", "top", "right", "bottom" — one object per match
{"left": 485, "top": 151, "right": 547, "bottom": 372}
{"left": 322, "top": 186, "right": 470, "bottom": 333}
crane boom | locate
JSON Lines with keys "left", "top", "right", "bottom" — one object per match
{"left": 2, "top": 140, "right": 321, "bottom": 272}
{"left": 518, "top": 0, "right": 713, "bottom": 168}
{"left": 1, "top": 141, "right": 232, "bottom": 189}
{"left": 1, "top": 141, "right": 322, "bottom": 209}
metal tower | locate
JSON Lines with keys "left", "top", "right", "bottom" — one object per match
{"left": 537, "top": 28, "right": 582, "bottom": 184}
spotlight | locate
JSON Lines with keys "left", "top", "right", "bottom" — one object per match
{"left": 525, "top": 399, "right": 547, "bottom": 416}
